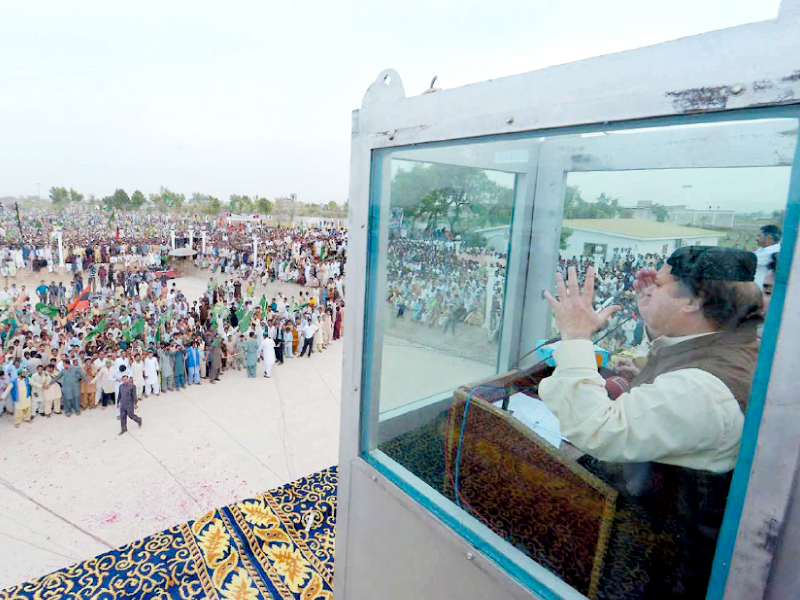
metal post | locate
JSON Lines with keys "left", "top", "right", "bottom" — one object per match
{"left": 253, "top": 235, "right": 258, "bottom": 265}
{"left": 201, "top": 229, "right": 207, "bottom": 255}
{"left": 170, "top": 229, "right": 176, "bottom": 251}
{"left": 484, "top": 267, "right": 496, "bottom": 330}
{"left": 57, "top": 230, "right": 64, "bottom": 269}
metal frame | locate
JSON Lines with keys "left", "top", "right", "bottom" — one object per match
{"left": 336, "top": 2, "right": 800, "bottom": 599}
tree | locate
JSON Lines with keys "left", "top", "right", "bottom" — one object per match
{"left": 190, "top": 192, "right": 209, "bottom": 205}
{"left": 68, "top": 188, "right": 84, "bottom": 203}
{"left": 130, "top": 190, "right": 146, "bottom": 209}
{"left": 149, "top": 186, "right": 184, "bottom": 212}
{"left": 165, "top": 189, "right": 185, "bottom": 210}
{"left": 229, "top": 194, "right": 254, "bottom": 214}
{"left": 202, "top": 196, "right": 221, "bottom": 215}
{"left": 256, "top": 197, "right": 273, "bottom": 215}
{"left": 419, "top": 190, "right": 449, "bottom": 232}
{"left": 390, "top": 163, "right": 513, "bottom": 234}
{"left": 560, "top": 227, "right": 573, "bottom": 251}
{"left": 654, "top": 204, "right": 669, "bottom": 223}
{"left": 563, "top": 187, "right": 622, "bottom": 219}
{"left": 103, "top": 189, "right": 131, "bottom": 211}
{"left": 49, "top": 187, "right": 69, "bottom": 205}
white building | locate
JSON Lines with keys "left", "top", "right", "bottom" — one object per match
{"left": 562, "top": 218, "right": 725, "bottom": 260}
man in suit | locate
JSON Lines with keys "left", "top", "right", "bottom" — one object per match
{"left": 118, "top": 372, "right": 142, "bottom": 435}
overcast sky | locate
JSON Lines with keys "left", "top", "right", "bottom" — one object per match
{"left": 0, "top": 0, "right": 782, "bottom": 204}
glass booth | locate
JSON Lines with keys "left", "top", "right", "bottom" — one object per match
{"left": 357, "top": 110, "right": 800, "bottom": 599}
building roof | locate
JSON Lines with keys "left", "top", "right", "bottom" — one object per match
{"left": 562, "top": 218, "right": 725, "bottom": 240}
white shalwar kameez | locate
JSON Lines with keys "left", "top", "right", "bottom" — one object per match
{"left": 259, "top": 337, "right": 276, "bottom": 378}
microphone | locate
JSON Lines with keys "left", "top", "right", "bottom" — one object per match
{"left": 509, "top": 293, "right": 629, "bottom": 369}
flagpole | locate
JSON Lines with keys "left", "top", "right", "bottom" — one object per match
{"left": 14, "top": 202, "right": 25, "bottom": 258}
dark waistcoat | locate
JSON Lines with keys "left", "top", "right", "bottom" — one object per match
{"left": 599, "top": 321, "right": 759, "bottom": 599}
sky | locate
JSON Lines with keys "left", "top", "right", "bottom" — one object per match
{"left": 0, "top": 0, "right": 783, "bottom": 204}
{"left": 569, "top": 166, "right": 792, "bottom": 214}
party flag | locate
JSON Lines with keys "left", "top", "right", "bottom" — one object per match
{"left": 238, "top": 310, "right": 252, "bottom": 333}
{"left": 85, "top": 318, "right": 107, "bottom": 341}
{"left": 123, "top": 318, "right": 144, "bottom": 342}
{"left": 35, "top": 303, "right": 60, "bottom": 319}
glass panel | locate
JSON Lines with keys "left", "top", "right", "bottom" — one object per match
{"left": 372, "top": 140, "right": 529, "bottom": 416}
{"left": 364, "top": 112, "right": 799, "bottom": 600}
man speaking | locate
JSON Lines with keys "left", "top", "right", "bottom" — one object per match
{"left": 539, "top": 246, "right": 763, "bottom": 599}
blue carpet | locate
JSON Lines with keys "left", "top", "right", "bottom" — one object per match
{"left": 0, "top": 467, "right": 337, "bottom": 599}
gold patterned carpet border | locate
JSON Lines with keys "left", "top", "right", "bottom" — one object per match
{"left": 0, "top": 467, "right": 337, "bottom": 600}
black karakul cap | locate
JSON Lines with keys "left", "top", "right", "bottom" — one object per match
{"left": 667, "top": 246, "right": 756, "bottom": 282}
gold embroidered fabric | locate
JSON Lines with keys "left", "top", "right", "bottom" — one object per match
{"left": 0, "top": 467, "right": 337, "bottom": 600}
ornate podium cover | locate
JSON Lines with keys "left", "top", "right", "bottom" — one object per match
{"left": 446, "top": 381, "right": 617, "bottom": 599}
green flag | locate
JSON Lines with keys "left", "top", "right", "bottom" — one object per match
{"left": 123, "top": 318, "right": 144, "bottom": 342}
{"left": 259, "top": 294, "right": 267, "bottom": 312}
{"left": 156, "top": 307, "right": 173, "bottom": 326}
{"left": 238, "top": 310, "right": 252, "bottom": 333}
{"left": 35, "top": 303, "right": 60, "bottom": 319}
{"left": 85, "top": 318, "right": 107, "bottom": 341}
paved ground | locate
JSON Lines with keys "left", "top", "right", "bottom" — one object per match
{"left": 379, "top": 306, "right": 499, "bottom": 412}
{"left": 0, "top": 272, "right": 343, "bottom": 589}
{"left": 0, "top": 266, "right": 498, "bottom": 589}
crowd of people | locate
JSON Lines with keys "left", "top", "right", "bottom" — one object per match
{"left": 386, "top": 239, "right": 507, "bottom": 340}
{"left": 0, "top": 207, "right": 347, "bottom": 433}
{"left": 383, "top": 225, "right": 781, "bottom": 356}
{"left": 383, "top": 238, "right": 653, "bottom": 348}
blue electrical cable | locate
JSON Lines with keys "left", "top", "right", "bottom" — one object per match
{"left": 453, "top": 383, "right": 541, "bottom": 507}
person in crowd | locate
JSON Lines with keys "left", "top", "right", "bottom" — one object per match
{"left": 80, "top": 361, "right": 96, "bottom": 411}
{"left": 2, "top": 368, "right": 32, "bottom": 428}
{"left": 30, "top": 364, "right": 47, "bottom": 416}
{"left": 244, "top": 332, "right": 259, "bottom": 378}
{"left": 186, "top": 341, "right": 201, "bottom": 385}
{"left": 43, "top": 364, "right": 62, "bottom": 415}
{"left": 208, "top": 340, "right": 222, "bottom": 384}
{"left": 299, "top": 320, "right": 317, "bottom": 357}
{"left": 48, "top": 359, "right": 85, "bottom": 417}
{"left": 0, "top": 210, "right": 348, "bottom": 429}
{"left": 159, "top": 344, "right": 175, "bottom": 392}
{"left": 143, "top": 351, "right": 160, "bottom": 397}
{"left": 754, "top": 224, "right": 781, "bottom": 289}
{"left": 173, "top": 344, "right": 187, "bottom": 389}
{"left": 259, "top": 333, "right": 276, "bottom": 378}
{"left": 131, "top": 354, "right": 146, "bottom": 399}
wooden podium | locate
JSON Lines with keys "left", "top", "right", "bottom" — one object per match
{"left": 444, "top": 364, "right": 618, "bottom": 599}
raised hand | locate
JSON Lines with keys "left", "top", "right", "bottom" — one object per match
{"left": 543, "top": 266, "right": 621, "bottom": 341}
{"left": 633, "top": 267, "right": 658, "bottom": 313}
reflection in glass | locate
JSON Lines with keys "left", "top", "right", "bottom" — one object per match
{"left": 366, "top": 115, "right": 799, "bottom": 600}
{"left": 378, "top": 154, "right": 517, "bottom": 413}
